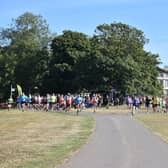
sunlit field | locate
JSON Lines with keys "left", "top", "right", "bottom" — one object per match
{"left": 82, "top": 104, "right": 154, "bottom": 114}
{"left": 136, "top": 113, "right": 168, "bottom": 143}
{"left": 0, "top": 109, "right": 94, "bottom": 168}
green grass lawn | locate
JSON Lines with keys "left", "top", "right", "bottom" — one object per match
{"left": 136, "top": 113, "right": 168, "bottom": 143}
{"left": 82, "top": 105, "right": 153, "bottom": 114}
{"left": 0, "top": 109, "right": 95, "bottom": 168}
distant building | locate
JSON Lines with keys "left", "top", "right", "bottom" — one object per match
{"left": 157, "top": 66, "right": 168, "bottom": 95}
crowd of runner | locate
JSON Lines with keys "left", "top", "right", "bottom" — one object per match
{"left": 126, "top": 95, "right": 168, "bottom": 114}
{"left": 5, "top": 92, "right": 168, "bottom": 115}
{"left": 12, "top": 93, "right": 104, "bottom": 114}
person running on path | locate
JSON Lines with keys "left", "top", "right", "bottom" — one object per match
{"left": 165, "top": 97, "right": 168, "bottom": 113}
{"left": 91, "top": 94, "right": 98, "bottom": 113}
{"left": 160, "top": 97, "right": 166, "bottom": 113}
{"left": 65, "top": 93, "right": 72, "bottom": 112}
{"left": 132, "top": 96, "right": 139, "bottom": 116}
{"left": 20, "top": 93, "right": 27, "bottom": 112}
{"left": 152, "top": 96, "right": 158, "bottom": 112}
{"left": 50, "top": 93, "right": 56, "bottom": 111}
{"left": 126, "top": 96, "right": 132, "bottom": 109}
{"left": 75, "top": 95, "right": 82, "bottom": 115}
{"left": 59, "top": 95, "right": 65, "bottom": 111}
{"left": 145, "top": 96, "right": 151, "bottom": 112}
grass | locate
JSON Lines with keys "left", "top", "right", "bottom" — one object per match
{"left": 82, "top": 105, "right": 153, "bottom": 114}
{"left": 0, "top": 109, "right": 95, "bottom": 168}
{"left": 136, "top": 113, "right": 168, "bottom": 143}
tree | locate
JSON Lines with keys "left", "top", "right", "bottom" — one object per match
{"left": 49, "top": 30, "right": 91, "bottom": 93}
{"left": 0, "top": 47, "right": 17, "bottom": 99}
{"left": 0, "top": 12, "right": 52, "bottom": 48}
{"left": 0, "top": 12, "right": 53, "bottom": 95}
{"left": 91, "top": 22, "right": 161, "bottom": 95}
{"left": 0, "top": 16, "right": 162, "bottom": 97}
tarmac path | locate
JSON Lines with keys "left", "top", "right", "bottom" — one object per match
{"left": 59, "top": 113, "right": 168, "bottom": 168}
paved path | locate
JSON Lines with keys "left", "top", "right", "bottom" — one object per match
{"left": 59, "top": 113, "right": 168, "bottom": 168}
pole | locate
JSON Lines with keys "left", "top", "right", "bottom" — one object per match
{"left": 10, "top": 84, "right": 12, "bottom": 98}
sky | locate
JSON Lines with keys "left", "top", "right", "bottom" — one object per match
{"left": 0, "top": 0, "right": 168, "bottom": 67}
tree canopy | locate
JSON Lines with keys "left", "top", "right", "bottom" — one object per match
{"left": 0, "top": 13, "right": 162, "bottom": 99}
{"left": 0, "top": 12, "right": 53, "bottom": 98}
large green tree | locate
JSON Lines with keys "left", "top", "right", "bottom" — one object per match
{"left": 0, "top": 47, "right": 17, "bottom": 99}
{"left": 49, "top": 30, "right": 91, "bottom": 93}
{"left": 90, "top": 23, "right": 161, "bottom": 95}
{"left": 0, "top": 15, "right": 162, "bottom": 98}
{"left": 0, "top": 12, "right": 53, "bottom": 95}
{"left": 0, "top": 12, "right": 52, "bottom": 48}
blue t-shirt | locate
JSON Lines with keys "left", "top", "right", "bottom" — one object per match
{"left": 133, "top": 98, "right": 138, "bottom": 106}
{"left": 17, "top": 96, "right": 22, "bottom": 103}
{"left": 21, "top": 95, "right": 27, "bottom": 102}
{"left": 76, "top": 96, "right": 82, "bottom": 104}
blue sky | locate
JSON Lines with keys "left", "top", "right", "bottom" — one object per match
{"left": 0, "top": 0, "right": 168, "bottom": 67}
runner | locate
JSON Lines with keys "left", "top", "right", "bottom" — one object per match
{"left": 152, "top": 96, "right": 158, "bottom": 112}
{"left": 27, "top": 94, "right": 32, "bottom": 110}
{"left": 46, "top": 94, "right": 50, "bottom": 111}
{"left": 126, "top": 96, "right": 132, "bottom": 109}
{"left": 65, "top": 93, "right": 72, "bottom": 112}
{"left": 75, "top": 95, "right": 82, "bottom": 115}
{"left": 59, "top": 94, "right": 65, "bottom": 111}
{"left": 20, "top": 93, "right": 27, "bottom": 112}
{"left": 91, "top": 94, "right": 98, "bottom": 113}
{"left": 51, "top": 93, "right": 56, "bottom": 111}
{"left": 160, "top": 97, "right": 166, "bottom": 113}
{"left": 166, "top": 97, "right": 168, "bottom": 113}
{"left": 132, "top": 96, "right": 139, "bottom": 116}
{"left": 145, "top": 96, "right": 151, "bottom": 112}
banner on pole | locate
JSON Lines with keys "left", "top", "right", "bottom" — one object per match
{"left": 16, "top": 84, "right": 22, "bottom": 96}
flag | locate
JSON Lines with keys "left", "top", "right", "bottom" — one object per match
{"left": 17, "top": 84, "right": 22, "bottom": 96}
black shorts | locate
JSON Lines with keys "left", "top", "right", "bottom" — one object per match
{"left": 66, "top": 104, "right": 71, "bottom": 108}
{"left": 21, "top": 101, "right": 26, "bottom": 104}
{"left": 153, "top": 104, "right": 157, "bottom": 108}
{"left": 146, "top": 103, "right": 150, "bottom": 108}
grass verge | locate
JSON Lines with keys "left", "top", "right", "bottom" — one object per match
{"left": 82, "top": 105, "right": 153, "bottom": 114}
{"left": 136, "top": 113, "right": 168, "bottom": 143}
{"left": 0, "top": 109, "right": 95, "bottom": 168}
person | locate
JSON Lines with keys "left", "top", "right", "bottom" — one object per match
{"left": 59, "top": 95, "right": 65, "bottom": 111}
{"left": 97, "top": 94, "right": 102, "bottom": 107}
{"left": 75, "top": 95, "right": 82, "bottom": 115}
{"left": 20, "top": 93, "right": 27, "bottom": 112}
{"left": 145, "top": 96, "right": 151, "bottom": 112}
{"left": 46, "top": 94, "right": 50, "bottom": 111}
{"left": 160, "top": 97, "right": 166, "bottom": 113}
{"left": 103, "top": 95, "right": 109, "bottom": 108}
{"left": 65, "top": 93, "right": 72, "bottom": 112}
{"left": 91, "top": 94, "right": 98, "bottom": 113}
{"left": 132, "top": 96, "right": 139, "bottom": 116}
{"left": 35, "top": 95, "right": 42, "bottom": 110}
{"left": 17, "top": 96, "right": 22, "bottom": 110}
{"left": 126, "top": 96, "right": 132, "bottom": 109}
{"left": 152, "top": 96, "right": 158, "bottom": 112}
{"left": 7, "top": 96, "right": 14, "bottom": 111}
{"left": 165, "top": 97, "right": 168, "bottom": 113}
{"left": 50, "top": 93, "right": 56, "bottom": 111}
{"left": 27, "top": 94, "right": 32, "bottom": 110}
